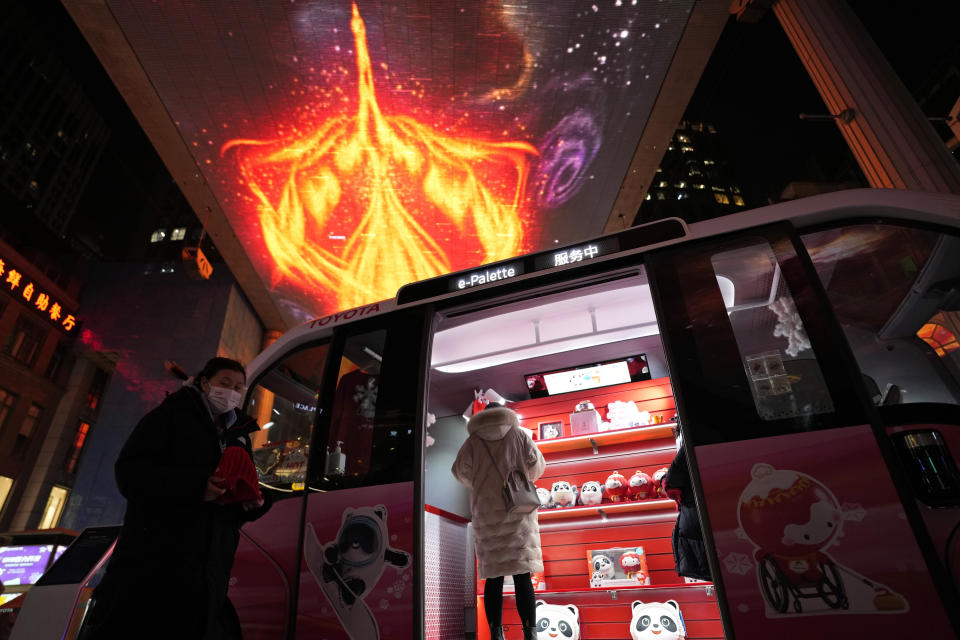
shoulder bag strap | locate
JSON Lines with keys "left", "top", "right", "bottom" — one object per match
{"left": 478, "top": 437, "right": 505, "bottom": 487}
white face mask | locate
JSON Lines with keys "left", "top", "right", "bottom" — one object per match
{"left": 207, "top": 385, "right": 243, "bottom": 415}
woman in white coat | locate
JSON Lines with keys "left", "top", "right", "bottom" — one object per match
{"left": 452, "top": 404, "right": 546, "bottom": 640}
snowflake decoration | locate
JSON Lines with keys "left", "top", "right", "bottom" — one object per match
{"left": 724, "top": 552, "right": 753, "bottom": 575}
{"left": 380, "top": 599, "right": 390, "bottom": 610}
{"left": 353, "top": 377, "right": 378, "bottom": 419}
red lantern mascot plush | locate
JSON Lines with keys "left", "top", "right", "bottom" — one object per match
{"left": 605, "top": 470, "right": 628, "bottom": 503}
{"left": 628, "top": 470, "right": 654, "bottom": 501}
{"left": 652, "top": 467, "right": 670, "bottom": 498}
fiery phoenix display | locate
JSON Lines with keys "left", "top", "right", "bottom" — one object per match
{"left": 223, "top": 3, "right": 538, "bottom": 311}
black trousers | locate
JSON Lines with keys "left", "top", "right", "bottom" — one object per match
{"left": 483, "top": 572, "right": 536, "bottom": 629}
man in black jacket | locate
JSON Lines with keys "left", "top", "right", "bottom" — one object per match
{"left": 84, "top": 358, "right": 269, "bottom": 640}
{"left": 663, "top": 444, "right": 713, "bottom": 583}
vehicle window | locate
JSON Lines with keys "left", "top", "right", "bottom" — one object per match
{"left": 711, "top": 241, "right": 835, "bottom": 421}
{"left": 246, "top": 343, "right": 329, "bottom": 496}
{"left": 310, "top": 320, "right": 420, "bottom": 491}
{"left": 802, "top": 224, "right": 960, "bottom": 407}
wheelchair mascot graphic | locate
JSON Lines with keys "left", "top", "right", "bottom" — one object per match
{"left": 737, "top": 463, "right": 908, "bottom": 617}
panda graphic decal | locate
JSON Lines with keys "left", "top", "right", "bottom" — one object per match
{"left": 304, "top": 504, "right": 410, "bottom": 639}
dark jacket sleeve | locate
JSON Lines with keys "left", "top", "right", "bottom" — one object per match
{"left": 115, "top": 402, "right": 211, "bottom": 504}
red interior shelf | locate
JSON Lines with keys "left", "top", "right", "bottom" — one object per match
{"left": 535, "top": 423, "right": 676, "bottom": 454}
{"left": 538, "top": 498, "right": 677, "bottom": 520}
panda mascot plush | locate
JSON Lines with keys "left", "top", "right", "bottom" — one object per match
{"left": 592, "top": 554, "right": 616, "bottom": 580}
{"left": 304, "top": 504, "right": 410, "bottom": 640}
{"left": 629, "top": 600, "right": 686, "bottom": 640}
{"left": 534, "top": 600, "right": 581, "bottom": 640}
{"left": 578, "top": 481, "right": 604, "bottom": 506}
{"left": 551, "top": 480, "right": 578, "bottom": 508}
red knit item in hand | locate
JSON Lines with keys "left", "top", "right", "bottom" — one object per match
{"left": 214, "top": 447, "right": 262, "bottom": 504}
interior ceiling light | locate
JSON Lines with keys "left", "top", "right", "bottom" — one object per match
{"left": 433, "top": 322, "right": 661, "bottom": 373}
{"left": 432, "top": 284, "right": 658, "bottom": 373}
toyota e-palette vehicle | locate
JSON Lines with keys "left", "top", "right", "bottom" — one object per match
{"left": 231, "top": 189, "right": 960, "bottom": 640}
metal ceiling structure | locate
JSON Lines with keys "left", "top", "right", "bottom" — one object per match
{"left": 62, "top": 0, "right": 730, "bottom": 331}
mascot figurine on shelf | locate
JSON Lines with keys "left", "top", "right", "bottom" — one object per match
{"left": 627, "top": 470, "right": 654, "bottom": 501}
{"left": 630, "top": 600, "right": 686, "bottom": 640}
{"left": 551, "top": 481, "right": 578, "bottom": 508}
{"left": 534, "top": 601, "right": 580, "bottom": 640}
{"left": 592, "top": 554, "right": 616, "bottom": 580}
{"left": 619, "top": 550, "right": 649, "bottom": 584}
{"left": 579, "top": 481, "right": 604, "bottom": 506}
{"left": 536, "top": 487, "right": 552, "bottom": 509}
{"left": 605, "top": 471, "right": 628, "bottom": 502}
{"left": 652, "top": 467, "right": 670, "bottom": 498}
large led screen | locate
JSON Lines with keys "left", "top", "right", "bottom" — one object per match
{"left": 105, "top": 0, "right": 694, "bottom": 321}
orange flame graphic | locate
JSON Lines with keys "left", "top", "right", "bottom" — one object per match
{"left": 223, "top": 3, "right": 538, "bottom": 311}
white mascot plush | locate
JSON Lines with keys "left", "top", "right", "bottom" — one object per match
{"left": 579, "top": 481, "right": 603, "bottom": 506}
{"left": 535, "top": 600, "right": 580, "bottom": 640}
{"left": 550, "top": 481, "right": 578, "bottom": 508}
{"left": 629, "top": 600, "right": 686, "bottom": 640}
{"left": 537, "top": 487, "right": 552, "bottom": 509}
{"left": 592, "top": 554, "right": 616, "bottom": 580}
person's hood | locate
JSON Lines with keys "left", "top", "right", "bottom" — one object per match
{"left": 467, "top": 406, "right": 519, "bottom": 440}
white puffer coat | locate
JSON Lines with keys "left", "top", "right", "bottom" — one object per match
{"left": 452, "top": 406, "right": 546, "bottom": 579}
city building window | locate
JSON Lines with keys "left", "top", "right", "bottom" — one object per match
{"left": 12, "top": 404, "right": 41, "bottom": 458}
{"left": 681, "top": 146, "right": 695, "bottom": 153}
{"left": 707, "top": 124, "right": 717, "bottom": 133}
{"left": 171, "top": 227, "right": 186, "bottom": 241}
{"left": 703, "top": 159, "right": 715, "bottom": 165}
{"left": 150, "top": 229, "right": 167, "bottom": 243}
{"left": 675, "top": 181, "right": 687, "bottom": 188}
{"left": 0, "top": 476, "right": 13, "bottom": 516}
{"left": 688, "top": 168, "right": 701, "bottom": 176}
{"left": 38, "top": 486, "right": 69, "bottom": 529}
{"left": 0, "top": 389, "right": 16, "bottom": 432}
{"left": 658, "top": 181, "right": 668, "bottom": 188}
{"left": 694, "top": 183, "right": 706, "bottom": 190}
{"left": 86, "top": 369, "right": 109, "bottom": 411}
{"left": 64, "top": 421, "right": 91, "bottom": 474}
{"left": 711, "top": 186, "right": 725, "bottom": 192}
{"left": 161, "top": 261, "right": 176, "bottom": 274}
{"left": 714, "top": 193, "right": 730, "bottom": 204}
{"left": 5, "top": 315, "right": 46, "bottom": 368}
{"left": 644, "top": 193, "right": 651, "bottom": 201}
{"left": 676, "top": 191, "right": 688, "bottom": 200}
{"left": 656, "top": 191, "right": 666, "bottom": 200}
{"left": 676, "top": 134, "right": 690, "bottom": 144}
{"left": 733, "top": 195, "right": 745, "bottom": 206}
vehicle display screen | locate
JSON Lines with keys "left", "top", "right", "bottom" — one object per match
{"left": 525, "top": 353, "right": 650, "bottom": 398}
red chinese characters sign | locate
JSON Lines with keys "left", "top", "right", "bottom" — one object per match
{"left": 0, "top": 257, "right": 78, "bottom": 334}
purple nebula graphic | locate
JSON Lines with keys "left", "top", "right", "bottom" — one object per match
{"left": 534, "top": 109, "right": 603, "bottom": 208}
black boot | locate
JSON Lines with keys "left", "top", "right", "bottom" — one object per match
{"left": 522, "top": 625, "right": 537, "bottom": 640}
{"left": 489, "top": 625, "right": 505, "bottom": 640}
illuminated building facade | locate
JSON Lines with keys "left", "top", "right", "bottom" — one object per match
{"left": 635, "top": 120, "right": 748, "bottom": 225}
{"left": 0, "top": 222, "right": 102, "bottom": 531}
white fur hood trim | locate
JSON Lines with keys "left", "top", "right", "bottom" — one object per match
{"left": 467, "top": 406, "right": 519, "bottom": 440}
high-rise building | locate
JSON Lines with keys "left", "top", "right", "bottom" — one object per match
{"left": 634, "top": 121, "right": 748, "bottom": 226}
{"left": 0, "top": 2, "right": 109, "bottom": 237}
